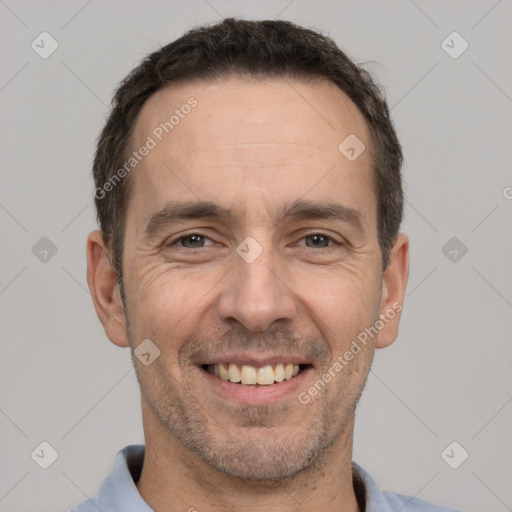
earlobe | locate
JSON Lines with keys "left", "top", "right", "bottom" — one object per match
{"left": 375, "top": 233, "right": 409, "bottom": 349}
{"left": 86, "top": 230, "right": 130, "bottom": 348}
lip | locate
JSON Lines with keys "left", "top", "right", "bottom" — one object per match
{"left": 197, "top": 353, "right": 313, "bottom": 368}
{"left": 198, "top": 364, "right": 314, "bottom": 406}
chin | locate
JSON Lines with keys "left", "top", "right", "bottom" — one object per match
{"left": 190, "top": 421, "right": 331, "bottom": 483}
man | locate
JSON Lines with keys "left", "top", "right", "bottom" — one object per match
{"left": 75, "top": 18, "right": 460, "bottom": 512}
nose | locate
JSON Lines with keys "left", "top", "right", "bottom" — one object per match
{"left": 216, "top": 243, "right": 298, "bottom": 333}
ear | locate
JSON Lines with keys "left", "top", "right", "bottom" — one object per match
{"left": 375, "top": 233, "right": 409, "bottom": 349}
{"left": 86, "top": 230, "right": 130, "bottom": 348}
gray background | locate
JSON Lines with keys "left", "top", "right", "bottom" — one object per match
{"left": 1, "top": 1, "right": 511, "bottom": 511}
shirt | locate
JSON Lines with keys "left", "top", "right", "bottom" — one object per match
{"left": 70, "top": 445, "right": 461, "bottom": 512}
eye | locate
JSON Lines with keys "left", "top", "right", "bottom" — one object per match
{"left": 167, "top": 231, "right": 342, "bottom": 251}
{"left": 298, "top": 233, "right": 340, "bottom": 249}
{"left": 171, "top": 232, "right": 215, "bottom": 249}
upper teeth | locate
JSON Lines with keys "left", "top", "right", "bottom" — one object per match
{"left": 209, "top": 363, "right": 300, "bottom": 385}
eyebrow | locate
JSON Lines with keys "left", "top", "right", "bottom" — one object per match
{"left": 144, "top": 198, "right": 365, "bottom": 241}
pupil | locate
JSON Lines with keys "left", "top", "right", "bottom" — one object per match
{"left": 185, "top": 234, "right": 203, "bottom": 247}
{"left": 307, "top": 234, "right": 328, "bottom": 248}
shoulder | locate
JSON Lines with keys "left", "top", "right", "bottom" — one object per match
{"left": 353, "top": 462, "right": 461, "bottom": 512}
{"left": 69, "top": 497, "right": 99, "bottom": 512}
{"left": 69, "top": 444, "right": 146, "bottom": 512}
{"left": 381, "top": 491, "right": 461, "bottom": 511}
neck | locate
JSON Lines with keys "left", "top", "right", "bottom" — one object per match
{"left": 136, "top": 403, "right": 362, "bottom": 512}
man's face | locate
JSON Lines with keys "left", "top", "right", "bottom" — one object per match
{"left": 120, "top": 77, "right": 388, "bottom": 481}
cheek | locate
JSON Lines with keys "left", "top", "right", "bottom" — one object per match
{"left": 295, "top": 268, "right": 381, "bottom": 350}
{"left": 126, "top": 263, "right": 222, "bottom": 340}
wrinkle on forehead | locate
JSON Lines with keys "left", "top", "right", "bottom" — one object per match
{"left": 127, "top": 76, "right": 375, "bottom": 234}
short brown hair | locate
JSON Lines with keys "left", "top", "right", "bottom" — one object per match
{"left": 93, "top": 17, "right": 403, "bottom": 280}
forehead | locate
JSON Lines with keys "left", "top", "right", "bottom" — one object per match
{"left": 128, "top": 76, "right": 375, "bottom": 229}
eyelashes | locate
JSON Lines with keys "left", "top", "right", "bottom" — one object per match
{"left": 168, "top": 231, "right": 343, "bottom": 250}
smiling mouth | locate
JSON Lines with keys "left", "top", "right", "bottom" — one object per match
{"left": 202, "top": 363, "right": 310, "bottom": 386}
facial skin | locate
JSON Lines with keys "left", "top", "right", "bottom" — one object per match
{"left": 87, "top": 77, "right": 409, "bottom": 512}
